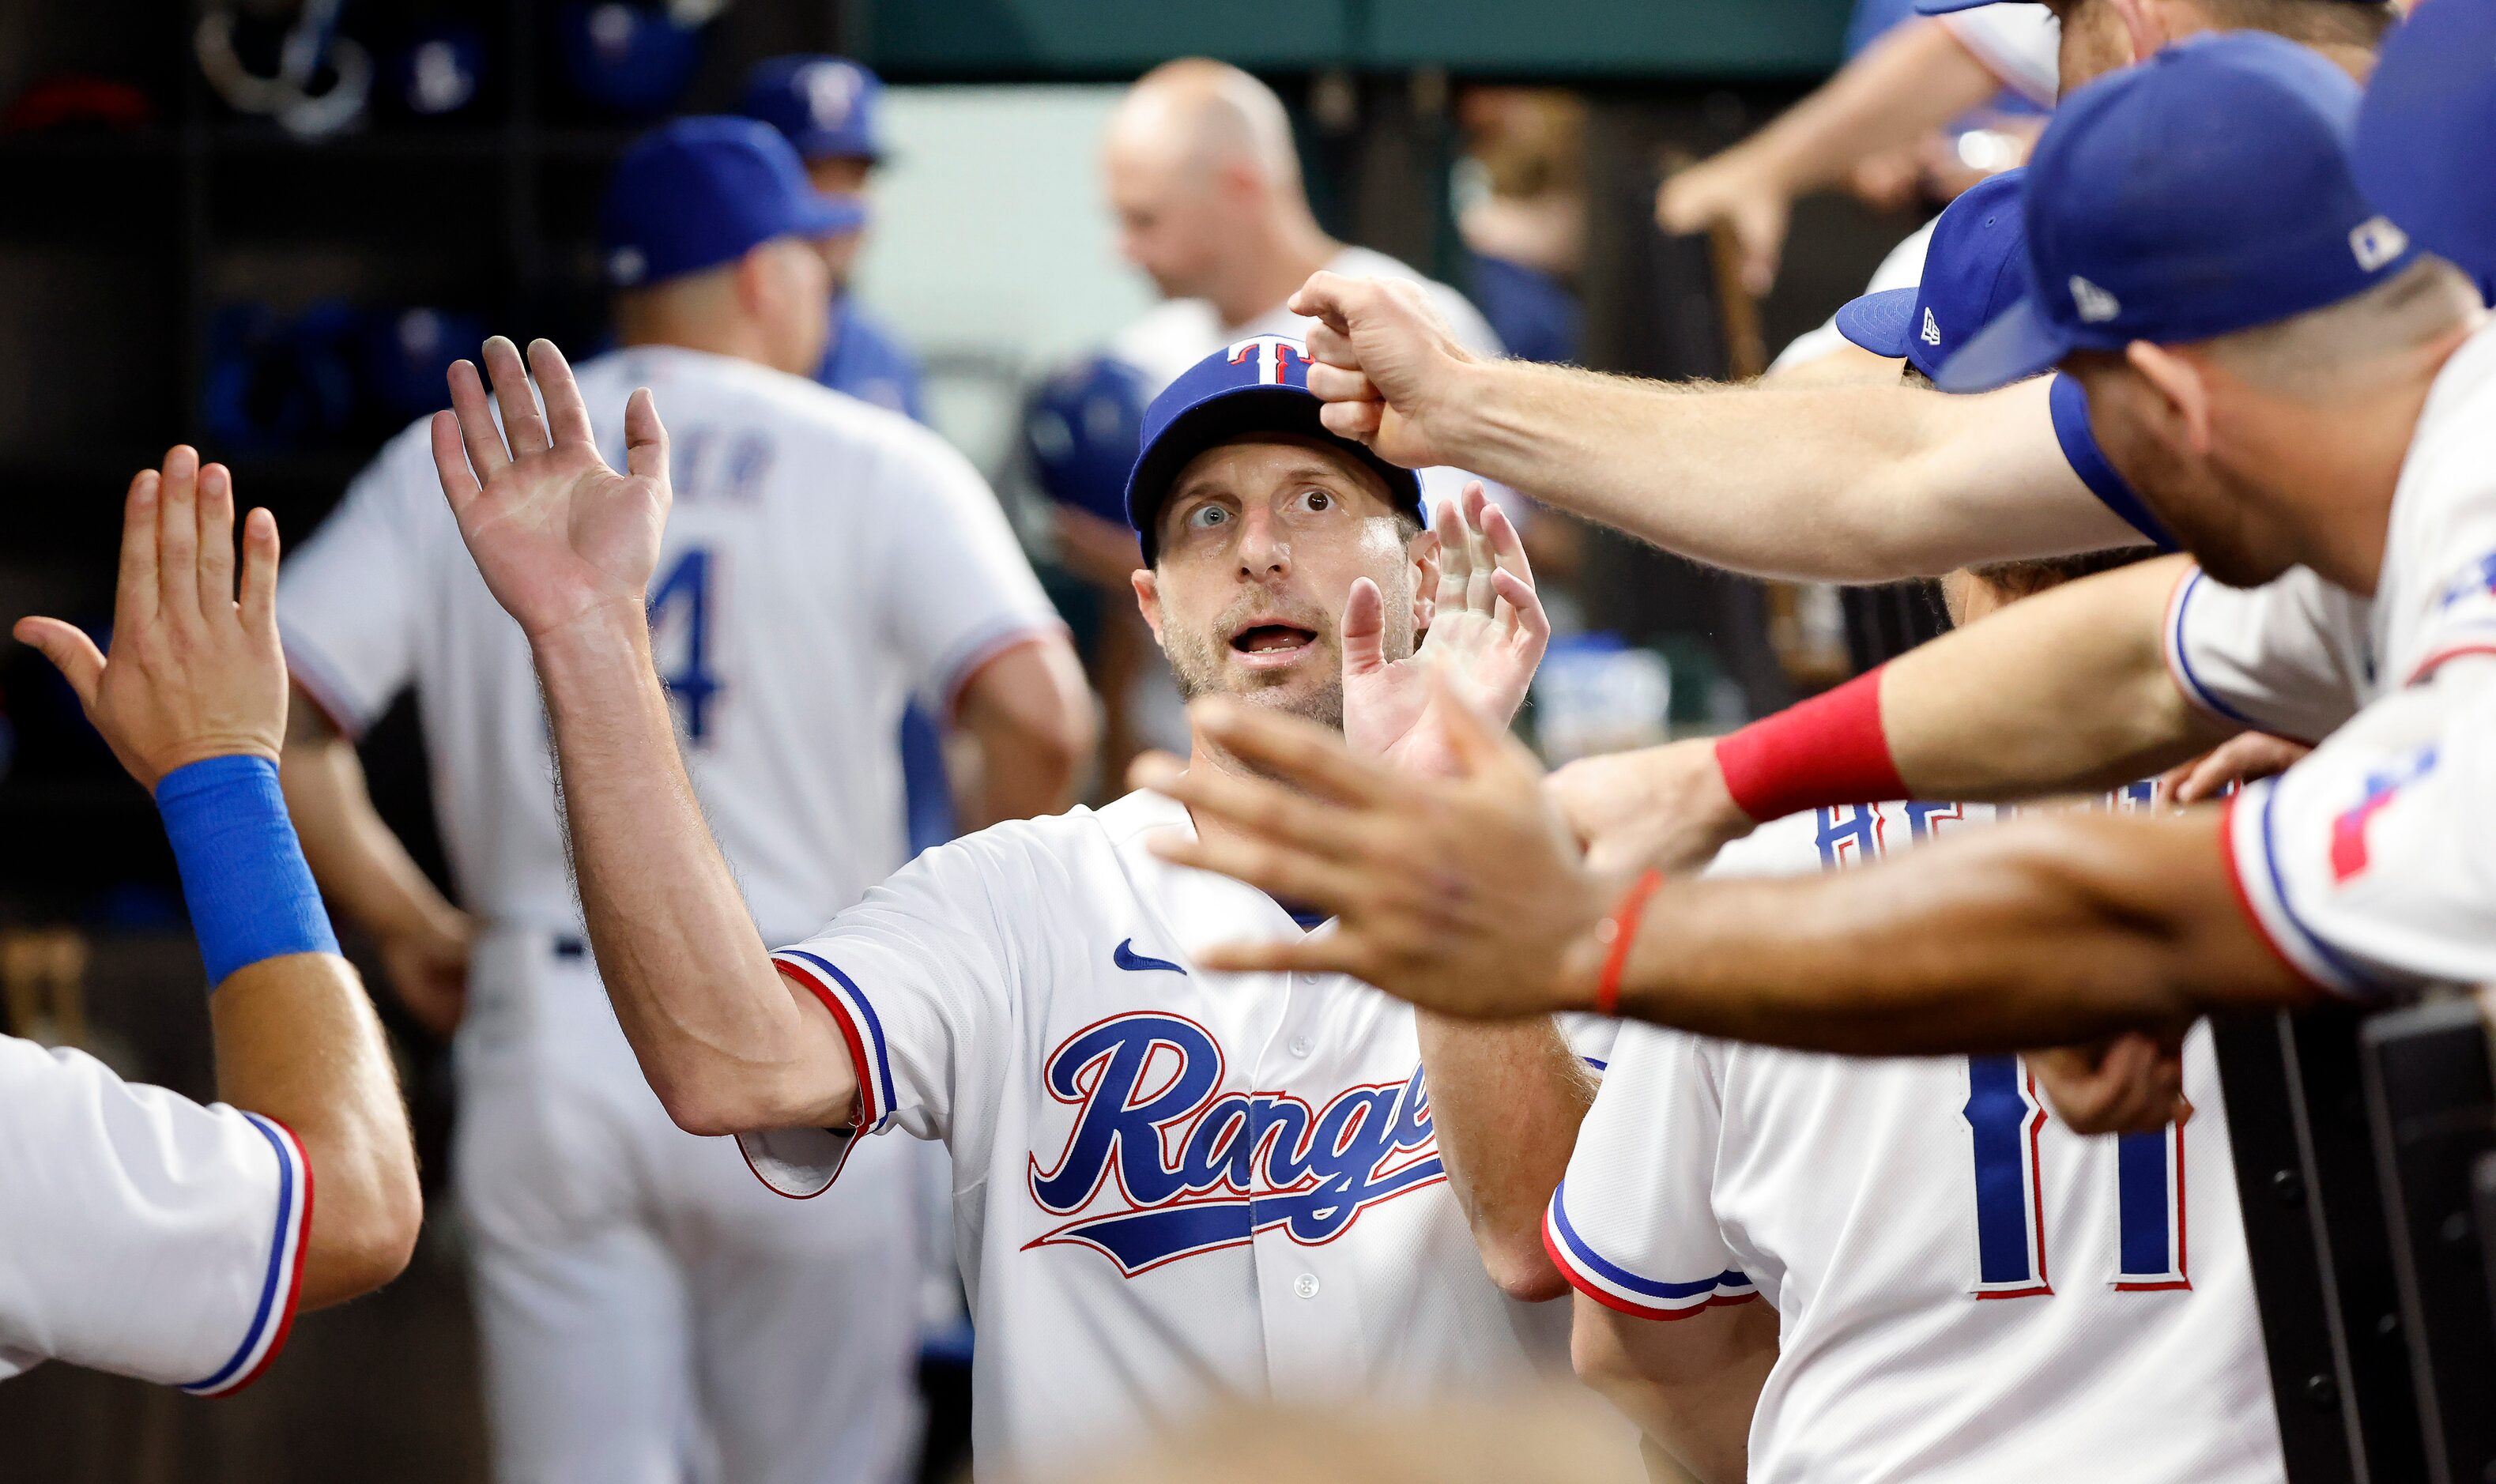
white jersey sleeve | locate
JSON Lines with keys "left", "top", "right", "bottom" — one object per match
{"left": 868, "top": 431, "right": 1065, "bottom": 713}
{"left": 2223, "top": 660, "right": 2496, "bottom": 1000}
{"left": 277, "top": 424, "right": 437, "bottom": 735}
{"left": 0, "top": 1038, "right": 311, "bottom": 1393}
{"left": 1939, "top": 9, "right": 2062, "bottom": 107}
{"left": 1544, "top": 1025, "right": 1757, "bottom": 1320}
{"left": 2162, "top": 563, "right": 2369, "bottom": 744}
{"left": 735, "top": 831, "right": 1020, "bottom": 1198}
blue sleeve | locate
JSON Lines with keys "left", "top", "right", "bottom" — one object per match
{"left": 2049, "top": 373, "right": 2177, "bottom": 552}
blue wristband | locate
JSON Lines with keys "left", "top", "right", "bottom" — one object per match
{"left": 154, "top": 755, "right": 340, "bottom": 989}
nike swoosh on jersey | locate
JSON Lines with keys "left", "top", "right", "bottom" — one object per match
{"left": 1112, "top": 939, "right": 1186, "bottom": 975}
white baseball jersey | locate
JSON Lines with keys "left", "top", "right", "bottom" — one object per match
{"left": 738, "top": 788, "right": 1619, "bottom": 1474}
{"left": 278, "top": 345, "right": 1063, "bottom": 947}
{"left": 2160, "top": 318, "right": 2496, "bottom": 993}
{"left": 1940, "top": 6, "right": 2062, "bottom": 108}
{"left": 0, "top": 1035, "right": 310, "bottom": 1395}
{"left": 1548, "top": 800, "right": 2286, "bottom": 1484}
{"left": 2225, "top": 657, "right": 2496, "bottom": 997}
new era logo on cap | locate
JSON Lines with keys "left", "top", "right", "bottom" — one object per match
{"left": 1921, "top": 307, "right": 1943, "bottom": 346}
{"left": 2068, "top": 276, "right": 2121, "bottom": 323}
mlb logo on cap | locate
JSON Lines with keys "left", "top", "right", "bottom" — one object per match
{"left": 1123, "top": 335, "right": 1425, "bottom": 563}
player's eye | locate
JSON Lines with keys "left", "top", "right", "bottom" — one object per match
{"left": 1186, "top": 504, "right": 1231, "bottom": 530}
{"left": 1291, "top": 488, "right": 1334, "bottom": 514}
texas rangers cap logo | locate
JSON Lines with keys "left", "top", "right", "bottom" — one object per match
{"left": 1226, "top": 334, "right": 1306, "bottom": 386}
{"left": 803, "top": 61, "right": 859, "bottom": 130}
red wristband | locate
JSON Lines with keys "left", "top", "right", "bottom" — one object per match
{"left": 1712, "top": 665, "right": 1907, "bottom": 823}
{"left": 1593, "top": 868, "right": 1665, "bottom": 1018}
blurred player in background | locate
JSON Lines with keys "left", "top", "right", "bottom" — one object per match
{"left": 743, "top": 55, "right": 924, "bottom": 420}
{"left": 1104, "top": 59, "right": 1503, "bottom": 397}
{"left": 1548, "top": 180, "right": 2282, "bottom": 1484}
{"left": 276, "top": 119, "right": 1091, "bottom": 1484}
{"left": 5, "top": 449, "right": 418, "bottom": 1394}
{"left": 420, "top": 330, "right": 1617, "bottom": 1477}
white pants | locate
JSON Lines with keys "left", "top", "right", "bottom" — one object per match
{"left": 453, "top": 929, "right": 926, "bottom": 1484}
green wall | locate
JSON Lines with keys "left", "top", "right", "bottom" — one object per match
{"left": 853, "top": 0, "right": 1853, "bottom": 78}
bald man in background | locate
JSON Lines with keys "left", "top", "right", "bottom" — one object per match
{"left": 1106, "top": 59, "right": 1503, "bottom": 397}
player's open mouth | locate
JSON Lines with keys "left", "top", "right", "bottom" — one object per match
{"left": 1228, "top": 623, "right": 1320, "bottom": 669}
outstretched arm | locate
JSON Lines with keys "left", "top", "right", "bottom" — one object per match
{"left": 1284, "top": 273, "right": 2143, "bottom": 582}
{"left": 1133, "top": 689, "right": 2314, "bottom": 1053}
{"left": 17, "top": 450, "right": 419, "bottom": 1310}
{"left": 1548, "top": 553, "right": 2234, "bottom": 878}
{"left": 427, "top": 337, "right": 855, "bottom": 1136}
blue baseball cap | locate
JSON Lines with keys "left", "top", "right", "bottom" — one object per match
{"left": 743, "top": 55, "right": 884, "bottom": 163}
{"left": 2355, "top": 0, "right": 2496, "bottom": 286}
{"left": 1125, "top": 337, "right": 1424, "bottom": 564}
{"left": 1838, "top": 170, "right": 2032, "bottom": 379}
{"left": 600, "top": 117, "right": 865, "bottom": 289}
{"left": 1936, "top": 32, "right": 2421, "bottom": 394}
{"left": 1025, "top": 356, "right": 1152, "bottom": 528}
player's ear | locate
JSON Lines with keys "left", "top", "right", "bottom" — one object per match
{"left": 2125, "top": 341, "right": 2214, "bottom": 457}
{"left": 1133, "top": 567, "right": 1169, "bottom": 650}
{"left": 1408, "top": 526, "right": 1441, "bottom": 632}
{"left": 2105, "top": 0, "right": 2164, "bottom": 66}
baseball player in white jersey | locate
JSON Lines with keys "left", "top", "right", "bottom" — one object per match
{"left": 4, "top": 449, "right": 419, "bottom": 1393}
{"left": 276, "top": 120, "right": 1089, "bottom": 1484}
{"left": 1556, "top": 806, "right": 2281, "bottom": 1484}
{"left": 1542, "top": 551, "right": 2281, "bottom": 1482}
{"left": 415, "top": 322, "right": 1620, "bottom": 1475}
{"left": 1118, "top": 36, "right": 2496, "bottom": 1115}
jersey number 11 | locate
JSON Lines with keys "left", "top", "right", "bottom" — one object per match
{"left": 1963, "top": 1055, "right": 2189, "bottom": 1299}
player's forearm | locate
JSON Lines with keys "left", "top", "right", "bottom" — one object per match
{"left": 209, "top": 951, "right": 420, "bottom": 1310}
{"left": 279, "top": 710, "right": 463, "bottom": 943}
{"left": 1414, "top": 1012, "right": 1596, "bottom": 1302}
{"left": 1604, "top": 811, "right": 2313, "bottom": 1053}
{"left": 1727, "top": 19, "right": 2001, "bottom": 200}
{"left": 1882, "top": 555, "right": 2228, "bottom": 798}
{"left": 1571, "top": 1300, "right": 1774, "bottom": 1484}
{"left": 1436, "top": 363, "right": 2108, "bottom": 582}
{"left": 530, "top": 612, "right": 857, "bottom": 1133}
{"left": 955, "top": 637, "right": 1097, "bottom": 827}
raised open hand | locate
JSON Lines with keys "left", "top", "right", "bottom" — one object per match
{"left": 1343, "top": 483, "right": 1549, "bottom": 778}
{"left": 431, "top": 337, "right": 670, "bottom": 642}
{"left": 14, "top": 449, "right": 286, "bottom": 791}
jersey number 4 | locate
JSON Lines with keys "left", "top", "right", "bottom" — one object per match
{"left": 1963, "top": 1055, "right": 2188, "bottom": 1298}
{"left": 648, "top": 547, "right": 722, "bottom": 744}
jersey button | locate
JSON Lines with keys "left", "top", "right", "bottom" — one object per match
{"left": 1288, "top": 1035, "right": 1315, "bottom": 1058}
{"left": 1297, "top": 971, "right": 1320, "bottom": 985}
{"left": 1292, "top": 1272, "right": 1321, "bottom": 1299}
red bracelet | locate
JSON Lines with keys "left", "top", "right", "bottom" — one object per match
{"left": 1712, "top": 665, "right": 1907, "bottom": 823}
{"left": 1593, "top": 868, "right": 1665, "bottom": 1017}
